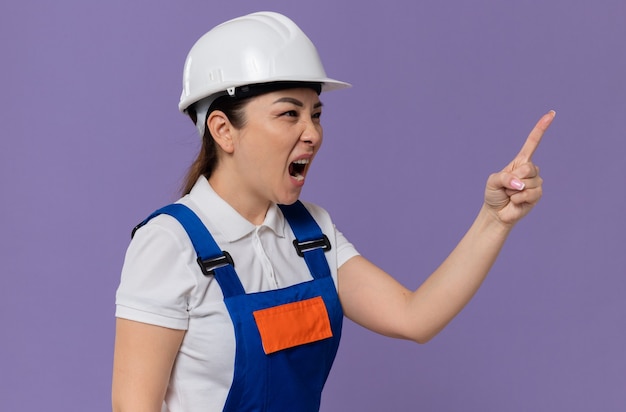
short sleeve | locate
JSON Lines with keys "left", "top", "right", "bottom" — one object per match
{"left": 115, "top": 216, "right": 199, "bottom": 330}
{"left": 334, "top": 226, "right": 360, "bottom": 268}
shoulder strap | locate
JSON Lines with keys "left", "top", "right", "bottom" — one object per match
{"left": 278, "top": 201, "right": 332, "bottom": 280}
{"left": 132, "top": 203, "right": 245, "bottom": 297}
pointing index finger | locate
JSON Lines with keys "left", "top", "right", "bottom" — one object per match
{"left": 516, "top": 110, "right": 556, "bottom": 162}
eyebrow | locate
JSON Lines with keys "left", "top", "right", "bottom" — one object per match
{"left": 273, "top": 97, "right": 323, "bottom": 109}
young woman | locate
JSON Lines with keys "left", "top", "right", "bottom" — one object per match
{"left": 112, "top": 11, "right": 555, "bottom": 412}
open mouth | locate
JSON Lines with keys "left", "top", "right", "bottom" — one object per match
{"left": 289, "top": 159, "right": 309, "bottom": 181}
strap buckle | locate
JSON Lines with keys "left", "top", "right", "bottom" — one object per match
{"left": 292, "top": 235, "right": 331, "bottom": 257}
{"left": 197, "top": 251, "right": 234, "bottom": 276}
{"left": 131, "top": 223, "right": 144, "bottom": 238}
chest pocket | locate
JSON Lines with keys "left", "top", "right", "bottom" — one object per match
{"left": 253, "top": 296, "right": 333, "bottom": 354}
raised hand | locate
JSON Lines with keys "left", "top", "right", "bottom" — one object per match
{"left": 484, "top": 110, "right": 556, "bottom": 226}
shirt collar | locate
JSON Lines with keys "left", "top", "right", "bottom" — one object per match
{"left": 188, "top": 176, "right": 286, "bottom": 242}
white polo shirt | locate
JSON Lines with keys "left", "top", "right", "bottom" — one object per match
{"left": 115, "top": 176, "right": 359, "bottom": 412}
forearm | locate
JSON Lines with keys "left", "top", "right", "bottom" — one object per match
{"left": 340, "top": 111, "right": 552, "bottom": 344}
{"left": 406, "top": 205, "right": 513, "bottom": 342}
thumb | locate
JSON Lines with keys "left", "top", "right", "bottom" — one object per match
{"left": 488, "top": 171, "right": 525, "bottom": 192}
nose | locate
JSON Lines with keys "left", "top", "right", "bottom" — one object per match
{"left": 300, "top": 117, "right": 323, "bottom": 147}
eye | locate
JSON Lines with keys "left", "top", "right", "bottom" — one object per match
{"left": 281, "top": 110, "right": 298, "bottom": 117}
{"left": 312, "top": 111, "right": 322, "bottom": 120}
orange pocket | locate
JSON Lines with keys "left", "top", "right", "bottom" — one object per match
{"left": 253, "top": 296, "right": 333, "bottom": 354}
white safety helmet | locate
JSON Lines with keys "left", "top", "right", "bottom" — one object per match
{"left": 179, "top": 11, "right": 350, "bottom": 135}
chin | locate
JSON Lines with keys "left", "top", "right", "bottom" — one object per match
{"left": 278, "top": 197, "right": 299, "bottom": 206}
{"left": 277, "top": 190, "right": 302, "bottom": 206}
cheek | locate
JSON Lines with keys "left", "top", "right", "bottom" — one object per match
{"left": 242, "top": 139, "right": 284, "bottom": 171}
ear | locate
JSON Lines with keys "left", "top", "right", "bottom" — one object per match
{"left": 207, "top": 110, "right": 235, "bottom": 154}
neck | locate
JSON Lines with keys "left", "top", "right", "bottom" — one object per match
{"left": 208, "top": 170, "right": 270, "bottom": 226}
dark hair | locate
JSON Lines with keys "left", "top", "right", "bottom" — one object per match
{"left": 180, "top": 95, "right": 249, "bottom": 195}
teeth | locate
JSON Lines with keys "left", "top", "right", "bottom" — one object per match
{"left": 290, "top": 158, "right": 309, "bottom": 181}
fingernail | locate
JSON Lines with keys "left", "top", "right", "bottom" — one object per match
{"left": 511, "top": 179, "right": 525, "bottom": 190}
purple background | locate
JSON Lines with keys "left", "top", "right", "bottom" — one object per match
{"left": 2, "top": 1, "right": 625, "bottom": 410}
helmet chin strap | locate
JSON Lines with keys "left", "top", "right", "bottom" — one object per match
{"left": 193, "top": 96, "right": 218, "bottom": 137}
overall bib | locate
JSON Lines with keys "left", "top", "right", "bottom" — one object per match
{"left": 134, "top": 201, "right": 343, "bottom": 412}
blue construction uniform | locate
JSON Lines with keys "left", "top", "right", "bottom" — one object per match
{"left": 134, "top": 200, "right": 343, "bottom": 411}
